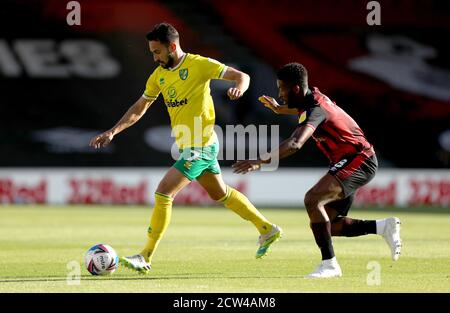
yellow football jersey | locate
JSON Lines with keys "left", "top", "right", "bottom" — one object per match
{"left": 143, "top": 53, "right": 227, "bottom": 149}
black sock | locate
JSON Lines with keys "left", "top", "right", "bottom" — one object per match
{"left": 310, "top": 222, "right": 335, "bottom": 260}
{"left": 339, "top": 217, "right": 376, "bottom": 237}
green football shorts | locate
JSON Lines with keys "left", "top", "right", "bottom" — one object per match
{"left": 173, "top": 140, "right": 221, "bottom": 181}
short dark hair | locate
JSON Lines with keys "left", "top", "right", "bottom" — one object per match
{"left": 276, "top": 63, "right": 308, "bottom": 92}
{"left": 146, "top": 22, "right": 179, "bottom": 44}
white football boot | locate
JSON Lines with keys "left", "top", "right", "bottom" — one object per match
{"left": 256, "top": 224, "right": 283, "bottom": 259}
{"left": 378, "top": 217, "right": 402, "bottom": 261}
{"left": 306, "top": 257, "right": 342, "bottom": 278}
{"left": 119, "top": 254, "right": 151, "bottom": 274}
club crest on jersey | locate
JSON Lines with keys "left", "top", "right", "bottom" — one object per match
{"left": 179, "top": 68, "right": 188, "bottom": 80}
{"left": 299, "top": 111, "right": 307, "bottom": 124}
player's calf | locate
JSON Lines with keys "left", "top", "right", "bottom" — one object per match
{"left": 331, "top": 217, "right": 377, "bottom": 237}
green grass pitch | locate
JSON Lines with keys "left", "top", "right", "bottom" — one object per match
{"left": 0, "top": 205, "right": 449, "bottom": 292}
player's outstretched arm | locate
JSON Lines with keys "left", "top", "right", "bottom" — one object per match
{"left": 232, "top": 125, "right": 314, "bottom": 174}
{"left": 258, "top": 95, "right": 299, "bottom": 115}
{"left": 89, "top": 96, "right": 154, "bottom": 149}
{"left": 222, "top": 66, "right": 250, "bottom": 100}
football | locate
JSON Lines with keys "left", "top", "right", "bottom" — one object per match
{"left": 84, "top": 244, "right": 119, "bottom": 276}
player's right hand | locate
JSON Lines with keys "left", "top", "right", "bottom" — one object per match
{"left": 258, "top": 95, "right": 281, "bottom": 113}
{"left": 227, "top": 87, "right": 243, "bottom": 100}
{"left": 89, "top": 131, "right": 114, "bottom": 149}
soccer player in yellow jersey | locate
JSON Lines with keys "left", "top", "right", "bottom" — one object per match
{"left": 89, "top": 23, "right": 282, "bottom": 274}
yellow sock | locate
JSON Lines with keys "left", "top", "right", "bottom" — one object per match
{"left": 219, "top": 186, "right": 272, "bottom": 235}
{"left": 140, "top": 192, "right": 173, "bottom": 263}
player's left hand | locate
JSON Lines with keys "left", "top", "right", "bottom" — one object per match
{"left": 227, "top": 87, "right": 243, "bottom": 100}
{"left": 232, "top": 160, "right": 262, "bottom": 174}
{"left": 258, "top": 95, "right": 281, "bottom": 113}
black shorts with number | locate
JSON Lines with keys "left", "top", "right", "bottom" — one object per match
{"left": 327, "top": 153, "right": 378, "bottom": 216}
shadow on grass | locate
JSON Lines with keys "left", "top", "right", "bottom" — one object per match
{"left": 349, "top": 206, "right": 450, "bottom": 215}
{"left": 0, "top": 273, "right": 306, "bottom": 283}
{"left": 173, "top": 205, "right": 450, "bottom": 215}
{"left": 260, "top": 206, "right": 450, "bottom": 215}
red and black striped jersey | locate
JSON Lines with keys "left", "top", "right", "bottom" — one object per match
{"left": 298, "top": 87, "right": 374, "bottom": 164}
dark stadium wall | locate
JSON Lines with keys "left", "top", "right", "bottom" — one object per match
{"left": 1, "top": 0, "right": 449, "bottom": 168}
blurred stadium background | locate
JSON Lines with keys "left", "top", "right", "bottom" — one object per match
{"left": 0, "top": 0, "right": 450, "bottom": 293}
{"left": 1, "top": 0, "right": 449, "bottom": 207}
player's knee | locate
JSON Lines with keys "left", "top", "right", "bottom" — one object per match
{"left": 304, "top": 190, "right": 320, "bottom": 212}
{"left": 156, "top": 181, "right": 174, "bottom": 197}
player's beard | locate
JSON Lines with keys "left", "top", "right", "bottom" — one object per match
{"left": 286, "top": 90, "right": 301, "bottom": 109}
{"left": 160, "top": 53, "right": 175, "bottom": 69}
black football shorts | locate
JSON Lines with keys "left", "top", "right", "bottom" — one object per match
{"left": 328, "top": 153, "right": 378, "bottom": 209}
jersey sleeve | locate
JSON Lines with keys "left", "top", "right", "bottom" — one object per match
{"left": 197, "top": 56, "right": 227, "bottom": 80}
{"left": 298, "top": 106, "right": 327, "bottom": 131}
{"left": 142, "top": 70, "right": 161, "bottom": 101}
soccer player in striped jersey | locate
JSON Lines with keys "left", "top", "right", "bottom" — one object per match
{"left": 89, "top": 23, "right": 281, "bottom": 274}
{"left": 233, "top": 63, "right": 401, "bottom": 278}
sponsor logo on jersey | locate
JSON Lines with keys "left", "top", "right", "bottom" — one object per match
{"left": 179, "top": 68, "right": 188, "bottom": 80}
{"left": 159, "top": 77, "right": 165, "bottom": 85}
{"left": 166, "top": 98, "right": 188, "bottom": 107}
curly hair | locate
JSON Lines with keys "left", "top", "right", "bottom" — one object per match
{"left": 276, "top": 63, "right": 308, "bottom": 92}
